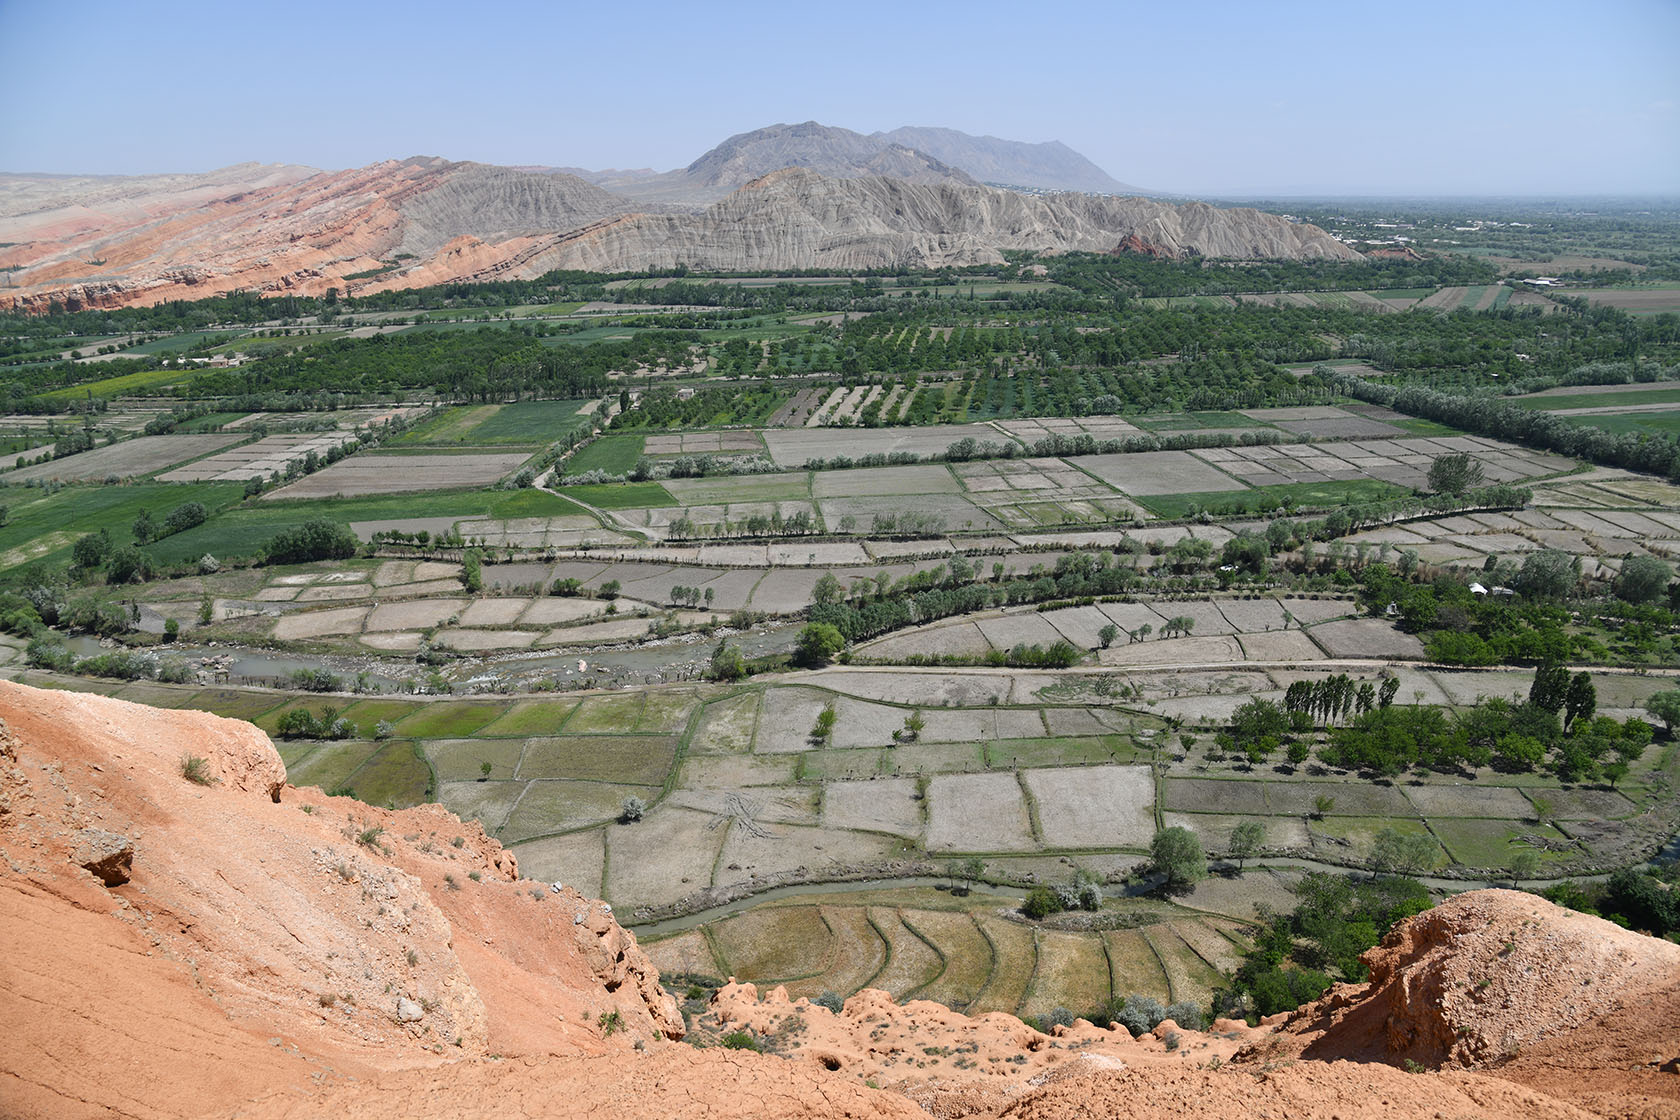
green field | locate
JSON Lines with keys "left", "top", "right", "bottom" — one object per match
{"left": 1564, "top": 410, "right": 1680, "bottom": 437}
{"left": 556, "top": 480, "right": 676, "bottom": 509}
{"left": 1511, "top": 386, "right": 1680, "bottom": 411}
{"left": 1370, "top": 287, "right": 1436, "bottom": 300}
{"left": 36, "top": 367, "right": 190, "bottom": 402}
{"left": 562, "top": 434, "right": 645, "bottom": 477}
{"left": 466, "top": 399, "right": 591, "bottom": 444}
{"left": 1140, "top": 478, "right": 1405, "bottom": 519}
{"left": 144, "top": 487, "right": 596, "bottom": 563}
{"left": 0, "top": 482, "right": 245, "bottom": 571}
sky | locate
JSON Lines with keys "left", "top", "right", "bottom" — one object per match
{"left": 1, "top": 0, "right": 1676, "bottom": 197}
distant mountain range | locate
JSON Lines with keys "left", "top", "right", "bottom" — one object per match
{"left": 0, "top": 124, "right": 1356, "bottom": 312}
{"left": 548, "top": 122, "right": 1139, "bottom": 203}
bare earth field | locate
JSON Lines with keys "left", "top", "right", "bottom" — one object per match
{"left": 263, "top": 452, "right": 532, "bottom": 498}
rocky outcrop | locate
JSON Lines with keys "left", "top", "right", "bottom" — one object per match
{"left": 1259, "top": 889, "right": 1680, "bottom": 1071}
{"left": 0, "top": 680, "right": 681, "bottom": 1118}
{"left": 0, "top": 155, "right": 1356, "bottom": 313}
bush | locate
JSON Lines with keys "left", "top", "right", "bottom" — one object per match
{"left": 180, "top": 754, "right": 216, "bottom": 786}
{"left": 620, "top": 795, "right": 646, "bottom": 823}
{"left": 795, "top": 622, "right": 846, "bottom": 667}
{"left": 1163, "top": 1000, "right": 1205, "bottom": 1030}
{"left": 719, "top": 1029, "right": 761, "bottom": 1051}
{"left": 1022, "top": 884, "right": 1061, "bottom": 920}
{"left": 814, "top": 990, "right": 843, "bottom": 1013}
{"left": 24, "top": 636, "right": 73, "bottom": 671}
{"left": 1113, "top": 996, "right": 1167, "bottom": 1038}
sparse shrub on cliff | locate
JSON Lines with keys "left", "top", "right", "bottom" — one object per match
{"left": 180, "top": 754, "right": 215, "bottom": 786}
{"left": 815, "top": 990, "right": 843, "bottom": 1013}
{"left": 720, "top": 1029, "right": 761, "bottom": 1051}
{"left": 597, "top": 1010, "right": 623, "bottom": 1037}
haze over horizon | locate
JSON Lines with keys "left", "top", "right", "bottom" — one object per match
{"left": 1, "top": 0, "right": 1676, "bottom": 198}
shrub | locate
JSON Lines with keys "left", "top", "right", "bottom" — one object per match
{"left": 1164, "top": 1000, "right": 1205, "bottom": 1030}
{"left": 597, "top": 1009, "right": 623, "bottom": 1037}
{"left": 814, "top": 990, "right": 844, "bottom": 1013}
{"left": 180, "top": 754, "right": 216, "bottom": 786}
{"left": 620, "top": 796, "right": 646, "bottom": 823}
{"left": 357, "top": 826, "right": 384, "bottom": 847}
{"left": 719, "top": 1030, "right": 761, "bottom": 1051}
{"left": 1022, "top": 884, "right": 1061, "bottom": 920}
{"left": 1114, "top": 996, "right": 1167, "bottom": 1038}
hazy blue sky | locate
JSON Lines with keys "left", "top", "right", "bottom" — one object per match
{"left": 1, "top": 0, "right": 1675, "bottom": 196}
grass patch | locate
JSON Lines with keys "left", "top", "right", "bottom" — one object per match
{"left": 0, "top": 482, "right": 245, "bottom": 573}
{"left": 563, "top": 434, "right": 645, "bottom": 477}
{"left": 1387, "top": 416, "right": 1470, "bottom": 436}
{"left": 983, "top": 736, "right": 1137, "bottom": 769}
{"left": 557, "top": 480, "right": 675, "bottom": 509}
{"left": 145, "top": 487, "right": 594, "bottom": 564}
{"left": 467, "top": 399, "right": 590, "bottom": 444}
{"left": 517, "top": 735, "right": 678, "bottom": 784}
{"left": 392, "top": 702, "right": 508, "bottom": 740}
{"left": 1563, "top": 410, "right": 1680, "bottom": 437}
{"left": 283, "top": 739, "right": 383, "bottom": 793}
{"left": 476, "top": 699, "right": 580, "bottom": 738}
{"left": 1139, "top": 478, "right": 1404, "bottom": 519}
{"left": 1510, "top": 386, "right": 1680, "bottom": 411}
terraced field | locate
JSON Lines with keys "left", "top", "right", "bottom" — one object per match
{"left": 643, "top": 884, "right": 1267, "bottom": 1016}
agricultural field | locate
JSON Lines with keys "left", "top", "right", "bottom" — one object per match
{"left": 3, "top": 433, "right": 242, "bottom": 482}
{"left": 8, "top": 233, "right": 1680, "bottom": 1027}
{"left": 263, "top": 451, "right": 534, "bottom": 498}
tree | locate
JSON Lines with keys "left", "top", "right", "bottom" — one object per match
{"left": 619, "top": 796, "right": 646, "bottom": 823}
{"left": 263, "top": 520, "right": 359, "bottom": 565}
{"left": 1150, "top": 826, "right": 1207, "bottom": 894}
{"left": 812, "top": 573, "right": 843, "bottom": 606}
{"left": 1370, "top": 828, "right": 1436, "bottom": 877}
{"left": 1529, "top": 663, "right": 1571, "bottom": 714}
{"left": 479, "top": 761, "right": 493, "bottom": 781}
{"left": 105, "top": 545, "right": 151, "bottom": 585}
{"left": 1644, "top": 690, "right": 1680, "bottom": 734}
{"left": 1614, "top": 555, "right": 1671, "bottom": 605}
{"left": 599, "top": 579, "right": 621, "bottom": 600}
{"left": 1229, "top": 821, "right": 1265, "bottom": 873}
{"left": 1563, "top": 672, "right": 1596, "bottom": 731}
{"left": 132, "top": 508, "right": 156, "bottom": 544}
{"left": 795, "top": 623, "right": 845, "bottom": 667}
{"left": 1426, "top": 452, "right": 1485, "bottom": 496}
{"left": 1513, "top": 549, "right": 1580, "bottom": 600}
{"left": 1509, "top": 848, "right": 1541, "bottom": 886}
{"left": 1098, "top": 623, "right": 1120, "bottom": 649}
{"left": 899, "top": 711, "right": 925, "bottom": 741}
{"left": 1312, "top": 794, "right": 1335, "bottom": 819}
{"left": 1022, "top": 885, "right": 1060, "bottom": 920}
{"left": 72, "top": 529, "right": 112, "bottom": 569}
{"left": 709, "top": 640, "right": 746, "bottom": 681}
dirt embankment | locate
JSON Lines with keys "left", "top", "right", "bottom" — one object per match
{"left": 3, "top": 679, "right": 1677, "bottom": 1120}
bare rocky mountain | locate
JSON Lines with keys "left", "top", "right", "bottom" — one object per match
{"left": 875, "top": 125, "right": 1140, "bottom": 193}
{"left": 0, "top": 156, "right": 1355, "bottom": 312}
{"left": 578, "top": 121, "right": 981, "bottom": 204}
{"left": 405, "top": 167, "right": 1361, "bottom": 278}
{"left": 5, "top": 678, "right": 1677, "bottom": 1119}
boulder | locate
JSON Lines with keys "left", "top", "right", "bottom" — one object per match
{"left": 74, "top": 828, "right": 134, "bottom": 886}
